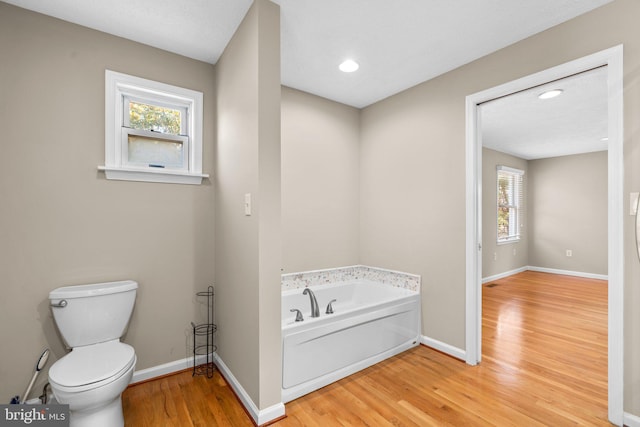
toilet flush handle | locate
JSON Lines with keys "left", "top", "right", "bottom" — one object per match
{"left": 50, "top": 300, "right": 67, "bottom": 308}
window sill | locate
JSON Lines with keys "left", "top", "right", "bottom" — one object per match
{"left": 98, "top": 166, "right": 209, "bottom": 185}
{"left": 497, "top": 238, "right": 521, "bottom": 245}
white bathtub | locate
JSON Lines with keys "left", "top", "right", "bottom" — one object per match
{"left": 281, "top": 280, "right": 420, "bottom": 402}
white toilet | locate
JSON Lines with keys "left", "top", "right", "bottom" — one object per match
{"left": 48, "top": 280, "right": 138, "bottom": 427}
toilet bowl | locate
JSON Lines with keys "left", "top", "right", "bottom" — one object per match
{"left": 48, "top": 280, "right": 138, "bottom": 427}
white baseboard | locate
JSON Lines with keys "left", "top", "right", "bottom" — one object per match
{"left": 130, "top": 353, "right": 285, "bottom": 425}
{"left": 482, "top": 266, "right": 528, "bottom": 284}
{"left": 131, "top": 354, "right": 208, "bottom": 384}
{"left": 421, "top": 335, "right": 466, "bottom": 361}
{"left": 527, "top": 266, "right": 608, "bottom": 281}
{"left": 213, "top": 353, "right": 285, "bottom": 426}
{"left": 625, "top": 411, "right": 640, "bottom": 427}
{"left": 482, "top": 266, "right": 607, "bottom": 283}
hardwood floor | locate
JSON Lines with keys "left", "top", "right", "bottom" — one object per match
{"left": 122, "top": 271, "right": 609, "bottom": 426}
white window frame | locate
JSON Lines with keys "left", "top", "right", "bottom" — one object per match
{"left": 496, "top": 165, "right": 524, "bottom": 244}
{"left": 100, "top": 70, "right": 208, "bottom": 185}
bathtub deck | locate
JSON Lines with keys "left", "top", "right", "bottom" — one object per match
{"left": 122, "top": 271, "right": 608, "bottom": 426}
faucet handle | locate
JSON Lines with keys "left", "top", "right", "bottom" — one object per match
{"left": 326, "top": 299, "right": 337, "bottom": 314}
{"left": 290, "top": 308, "right": 304, "bottom": 322}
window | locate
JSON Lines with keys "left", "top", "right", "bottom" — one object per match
{"left": 100, "top": 70, "right": 208, "bottom": 185}
{"left": 497, "top": 165, "right": 524, "bottom": 243}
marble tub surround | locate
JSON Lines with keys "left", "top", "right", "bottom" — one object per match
{"left": 281, "top": 265, "right": 420, "bottom": 292}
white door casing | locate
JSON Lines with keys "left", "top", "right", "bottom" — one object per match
{"left": 465, "top": 45, "right": 623, "bottom": 425}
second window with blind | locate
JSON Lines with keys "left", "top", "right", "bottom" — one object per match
{"left": 497, "top": 165, "right": 524, "bottom": 244}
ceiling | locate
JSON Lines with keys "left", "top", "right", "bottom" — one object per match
{"left": 481, "top": 66, "right": 609, "bottom": 160}
{"left": 4, "top": 0, "right": 613, "bottom": 160}
{"left": 3, "top": 0, "right": 612, "bottom": 109}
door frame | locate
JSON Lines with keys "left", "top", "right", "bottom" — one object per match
{"left": 464, "top": 45, "right": 624, "bottom": 425}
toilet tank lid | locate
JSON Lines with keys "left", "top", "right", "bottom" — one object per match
{"left": 49, "top": 280, "right": 138, "bottom": 299}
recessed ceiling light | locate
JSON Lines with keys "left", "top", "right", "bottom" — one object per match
{"left": 538, "top": 89, "right": 563, "bottom": 100}
{"left": 339, "top": 59, "right": 359, "bottom": 73}
{"left": 601, "top": 137, "right": 609, "bottom": 142}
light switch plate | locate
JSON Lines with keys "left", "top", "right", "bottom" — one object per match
{"left": 244, "top": 193, "right": 252, "bottom": 216}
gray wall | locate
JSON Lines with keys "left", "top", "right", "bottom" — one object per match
{"left": 482, "top": 148, "right": 529, "bottom": 279}
{"left": 0, "top": 2, "right": 215, "bottom": 402}
{"left": 482, "top": 149, "right": 607, "bottom": 279}
{"left": 358, "top": 0, "right": 640, "bottom": 413}
{"left": 528, "top": 151, "right": 608, "bottom": 275}
{"left": 281, "top": 87, "right": 361, "bottom": 273}
{"left": 359, "top": 70, "right": 468, "bottom": 348}
{"left": 214, "top": 0, "right": 282, "bottom": 410}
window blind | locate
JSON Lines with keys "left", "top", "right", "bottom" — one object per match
{"left": 497, "top": 165, "right": 524, "bottom": 243}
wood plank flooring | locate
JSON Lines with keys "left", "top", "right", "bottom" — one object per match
{"left": 122, "top": 271, "right": 609, "bottom": 426}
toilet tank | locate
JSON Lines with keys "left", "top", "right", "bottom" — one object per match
{"left": 49, "top": 280, "right": 138, "bottom": 348}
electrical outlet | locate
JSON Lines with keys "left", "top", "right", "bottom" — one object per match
{"left": 566, "top": 249, "right": 573, "bottom": 257}
{"left": 493, "top": 252, "right": 497, "bottom": 261}
{"left": 513, "top": 247, "right": 517, "bottom": 256}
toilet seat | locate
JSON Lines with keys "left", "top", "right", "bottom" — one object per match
{"left": 49, "top": 341, "right": 135, "bottom": 392}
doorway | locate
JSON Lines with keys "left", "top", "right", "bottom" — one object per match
{"left": 465, "top": 45, "right": 623, "bottom": 425}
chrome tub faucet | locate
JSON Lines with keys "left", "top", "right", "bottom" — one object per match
{"left": 303, "top": 288, "right": 320, "bottom": 318}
